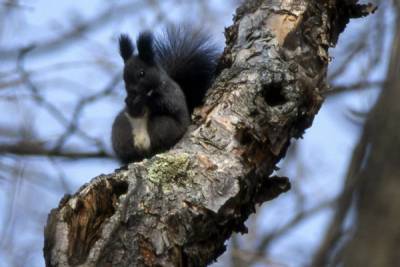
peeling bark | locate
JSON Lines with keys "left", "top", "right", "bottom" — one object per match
{"left": 43, "top": 1, "right": 374, "bottom": 266}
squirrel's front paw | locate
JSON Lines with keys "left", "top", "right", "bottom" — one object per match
{"left": 125, "top": 95, "right": 146, "bottom": 116}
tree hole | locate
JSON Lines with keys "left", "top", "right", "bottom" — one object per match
{"left": 262, "top": 83, "right": 286, "bottom": 107}
{"left": 112, "top": 180, "right": 129, "bottom": 196}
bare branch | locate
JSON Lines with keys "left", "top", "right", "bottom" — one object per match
{"left": 0, "top": 3, "right": 147, "bottom": 60}
{"left": 0, "top": 141, "right": 112, "bottom": 159}
{"left": 16, "top": 47, "right": 108, "bottom": 151}
{"left": 325, "top": 80, "right": 383, "bottom": 96}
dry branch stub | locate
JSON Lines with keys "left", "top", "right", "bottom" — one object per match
{"left": 44, "top": 0, "right": 375, "bottom": 266}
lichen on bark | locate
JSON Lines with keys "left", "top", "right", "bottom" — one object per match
{"left": 148, "top": 154, "right": 193, "bottom": 185}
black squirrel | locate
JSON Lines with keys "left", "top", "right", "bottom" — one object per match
{"left": 112, "top": 26, "right": 219, "bottom": 164}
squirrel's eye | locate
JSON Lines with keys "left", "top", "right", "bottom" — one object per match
{"left": 138, "top": 70, "right": 145, "bottom": 78}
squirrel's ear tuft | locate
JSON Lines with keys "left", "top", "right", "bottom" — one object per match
{"left": 137, "top": 32, "right": 155, "bottom": 63}
{"left": 119, "top": 34, "right": 134, "bottom": 63}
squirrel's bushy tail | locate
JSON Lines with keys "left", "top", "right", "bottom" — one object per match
{"left": 154, "top": 26, "right": 220, "bottom": 112}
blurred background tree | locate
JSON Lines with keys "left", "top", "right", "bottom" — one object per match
{"left": 0, "top": 0, "right": 396, "bottom": 266}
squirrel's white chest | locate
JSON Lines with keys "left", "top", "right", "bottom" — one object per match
{"left": 124, "top": 110, "right": 151, "bottom": 151}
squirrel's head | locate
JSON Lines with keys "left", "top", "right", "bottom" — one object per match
{"left": 119, "top": 32, "right": 161, "bottom": 99}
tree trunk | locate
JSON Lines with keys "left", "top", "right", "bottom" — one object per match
{"left": 341, "top": 2, "right": 400, "bottom": 266}
{"left": 43, "top": 1, "right": 374, "bottom": 266}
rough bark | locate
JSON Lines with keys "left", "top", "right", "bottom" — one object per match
{"left": 43, "top": 1, "right": 374, "bottom": 266}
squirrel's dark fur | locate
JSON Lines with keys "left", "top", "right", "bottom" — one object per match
{"left": 112, "top": 26, "right": 219, "bottom": 164}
